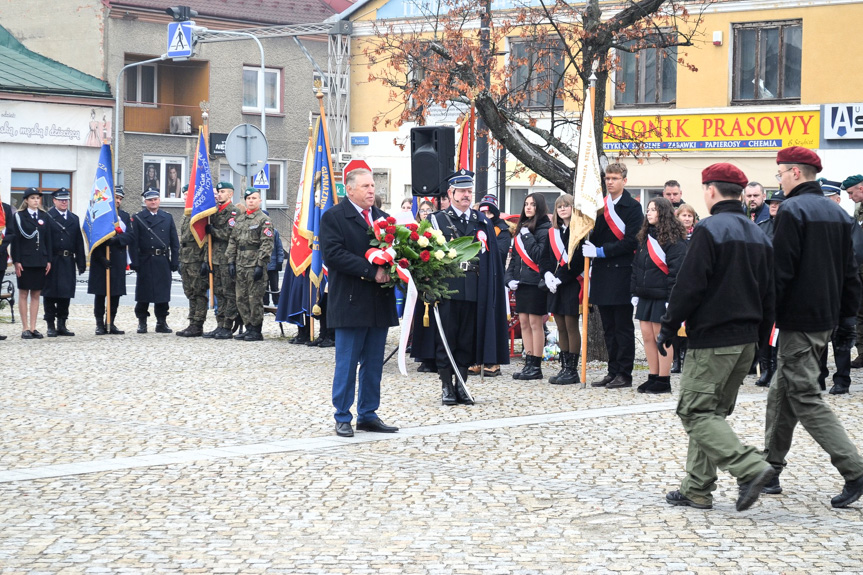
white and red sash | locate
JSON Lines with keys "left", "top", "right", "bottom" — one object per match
{"left": 769, "top": 324, "right": 779, "bottom": 347}
{"left": 514, "top": 233, "right": 539, "bottom": 272}
{"left": 646, "top": 235, "right": 669, "bottom": 275}
{"left": 549, "top": 227, "right": 568, "bottom": 266}
{"left": 603, "top": 195, "right": 625, "bottom": 240}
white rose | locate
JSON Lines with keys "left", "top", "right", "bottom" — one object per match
{"left": 448, "top": 249, "right": 457, "bottom": 259}
{"left": 432, "top": 229, "right": 444, "bottom": 238}
{"left": 434, "top": 250, "right": 445, "bottom": 260}
{"left": 435, "top": 235, "right": 446, "bottom": 245}
{"left": 417, "top": 236, "right": 430, "bottom": 248}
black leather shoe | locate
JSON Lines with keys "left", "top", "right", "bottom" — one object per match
{"left": 739, "top": 475, "right": 782, "bottom": 495}
{"left": 417, "top": 362, "right": 435, "bottom": 373}
{"left": 591, "top": 374, "right": 615, "bottom": 388}
{"left": 335, "top": 422, "right": 354, "bottom": 437}
{"left": 155, "top": 321, "right": 172, "bottom": 334}
{"left": 21, "top": 330, "right": 33, "bottom": 339}
{"left": 606, "top": 374, "right": 633, "bottom": 389}
{"left": 317, "top": 337, "right": 335, "bottom": 348}
{"left": 109, "top": 324, "right": 125, "bottom": 335}
{"left": 202, "top": 327, "right": 219, "bottom": 338}
{"left": 737, "top": 466, "right": 776, "bottom": 511}
{"left": 356, "top": 418, "right": 398, "bottom": 433}
{"left": 30, "top": 329, "right": 44, "bottom": 339}
{"left": 665, "top": 489, "right": 712, "bottom": 509}
{"left": 829, "top": 384, "right": 850, "bottom": 395}
{"left": 831, "top": 474, "right": 863, "bottom": 508}
{"left": 46, "top": 322, "right": 57, "bottom": 337}
{"left": 137, "top": 320, "right": 147, "bottom": 334}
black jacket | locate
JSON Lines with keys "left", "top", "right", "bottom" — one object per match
{"left": 505, "top": 218, "right": 551, "bottom": 286}
{"left": 773, "top": 180, "right": 862, "bottom": 331}
{"left": 539, "top": 224, "right": 585, "bottom": 286}
{"left": 88, "top": 209, "right": 134, "bottom": 296}
{"left": 630, "top": 228, "right": 687, "bottom": 301}
{"left": 589, "top": 190, "right": 644, "bottom": 305}
{"left": 320, "top": 200, "right": 398, "bottom": 329}
{"left": 43, "top": 208, "right": 87, "bottom": 299}
{"left": 661, "top": 200, "right": 774, "bottom": 349}
{"left": 11, "top": 208, "right": 52, "bottom": 268}
{"left": 1, "top": 202, "right": 13, "bottom": 272}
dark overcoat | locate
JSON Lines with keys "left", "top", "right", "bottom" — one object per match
{"left": 88, "top": 209, "right": 134, "bottom": 296}
{"left": 589, "top": 190, "right": 644, "bottom": 306}
{"left": 131, "top": 209, "right": 179, "bottom": 303}
{"left": 10, "top": 208, "right": 52, "bottom": 268}
{"left": 43, "top": 207, "right": 86, "bottom": 298}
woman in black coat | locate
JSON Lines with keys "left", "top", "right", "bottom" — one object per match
{"left": 11, "top": 188, "right": 52, "bottom": 339}
{"left": 630, "top": 197, "right": 688, "bottom": 393}
{"left": 505, "top": 193, "right": 551, "bottom": 380}
{"left": 540, "top": 194, "right": 585, "bottom": 384}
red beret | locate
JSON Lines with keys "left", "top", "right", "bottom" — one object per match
{"left": 776, "top": 146, "right": 822, "bottom": 172}
{"left": 702, "top": 163, "right": 748, "bottom": 188}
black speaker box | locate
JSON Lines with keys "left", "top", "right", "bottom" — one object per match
{"left": 410, "top": 126, "right": 455, "bottom": 196}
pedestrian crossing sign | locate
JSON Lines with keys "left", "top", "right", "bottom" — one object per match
{"left": 167, "top": 22, "right": 194, "bottom": 59}
{"left": 253, "top": 164, "right": 270, "bottom": 189}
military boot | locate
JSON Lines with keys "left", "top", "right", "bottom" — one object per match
{"left": 518, "top": 355, "right": 543, "bottom": 381}
{"left": 548, "top": 352, "right": 568, "bottom": 384}
{"left": 109, "top": 323, "right": 125, "bottom": 335}
{"left": 214, "top": 326, "right": 233, "bottom": 340}
{"left": 155, "top": 319, "right": 172, "bottom": 334}
{"left": 554, "top": 352, "right": 581, "bottom": 385}
{"left": 235, "top": 324, "right": 251, "bottom": 340}
{"left": 46, "top": 319, "right": 57, "bottom": 338}
{"left": 137, "top": 318, "right": 147, "bottom": 334}
{"left": 244, "top": 325, "right": 264, "bottom": 341}
{"left": 439, "top": 368, "right": 457, "bottom": 406}
{"left": 95, "top": 318, "right": 108, "bottom": 336}
{"left": 454, "top": 367, "right": 475, "bottom": 405}
{"left": 56, "top": 319, "right": 75, "bottom": 336}
{"left": 202, "top": 320, "right": 221, "bottom": 338}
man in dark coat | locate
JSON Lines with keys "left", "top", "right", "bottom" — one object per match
{"left": 583, "top": 162, "right": 645, "bottom": 389}
{"left": 42, "top": 188, "right": 86, "bottom": 336}
{"left": 88, "top": 186, "right": 134, "bottom": 335}
{"left": 131, "top": 188, "right": 179, "bottom": 333}
{"left": 430, "top": 171, "right": 509, "bottom": 405}
{"left": 320, "top": 168, "right": 398, "bottom": 438}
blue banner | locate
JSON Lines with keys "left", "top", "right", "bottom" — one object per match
{"left": 189, "top": 128, "right": 217, "bottom": 246}
{"left": 309, "top": 123, "right": 335, "bottom": 290}
{"left": 82, "top": 143, "right": 118, "bottom": 256}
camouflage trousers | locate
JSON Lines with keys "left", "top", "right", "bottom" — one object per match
{"left": 236, "top": 267, "right": 267, "bottom": 327}
{"left": 180, "top": 263, "right": 209, "bottom": 325}
{"left": 215, "top": 263, "right": 238, "bottom": 328}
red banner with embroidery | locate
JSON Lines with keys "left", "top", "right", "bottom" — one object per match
{"left": 603, "top": 195, "right": 625, "bottom": 240}
{"left": 646, "top": 235, "right": 669, "bottom": 275}
{"left": 549, "top": 228, "right": 568, "bottom": 266}
{"left": 514, "top": 233, "right": 539, "bottom": 272}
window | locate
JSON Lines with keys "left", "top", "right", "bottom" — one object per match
{"left": 125, "top": 64, "right": 157, "bottom": 106}
{"left": 733, "top": 20, "right": 802, "bottom": 103}
{"left": 510, "top": 39, "right": 565, "bottom": 110}
{"left": 10, "top": 171, "right": 72, "bottom": 210}
{"left": 142, "top": 156, "right": 187, "bottom": 203}
{"left": 265, "top": 161, "right": 285, "bottom": 204}
{"left": 312, "top": 71, "right": 348, "bottom": 95}
{"left": 616, "top": 39, "right": 677, "bottom": 107}
{"left": 629, "top": 188, "right": 664, "bottom": 209}
{"left": 243, "top": 66, "right": 281, "bottom": 114}
{"left": 508, "top": 188, "right": 561, "bottom": 215}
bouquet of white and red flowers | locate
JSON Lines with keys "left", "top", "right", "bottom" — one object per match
{"left": 366, "top": 216, "right": 481, "bottom": 302}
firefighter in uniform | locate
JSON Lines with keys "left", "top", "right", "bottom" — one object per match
{"left": 177, "top": 185, "right": 210, "bottom": 337}
{"left": 131, "top": 188, "right": 180, "bottom": 333}
{"left": 203, "top": 181, "right": 238, "bottom": 339}
{"left": 42, "top": 188, "right": 86, "bottom": 336}
{"left": 88, "top": 186, "right": 134, "bottom": 335}
{"left": 226, "top": 188, "right": 274, "bottom": 341}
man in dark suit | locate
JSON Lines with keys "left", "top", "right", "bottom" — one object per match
{"left": 583, "top": 162, "right": 645, "bottom": 389}
{"left": 42, "top": 188, "right": 87, "bottom": 336}
{"left": 320, "top": 168, "right": 399, "bottom": 437}
{"left": 131, "top": 188, "right": 179, "bottom": 334}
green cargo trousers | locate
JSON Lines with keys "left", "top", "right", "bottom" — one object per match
{"left": 677, "top": 343, "right": 770, "bottom": 506}
{"left": 764, "top": 330, "right": 863, "bottom": 481}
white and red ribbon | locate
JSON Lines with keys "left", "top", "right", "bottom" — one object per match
{"left": 769, "top": 324, "right": 779, "bottom": 347}
{"left": 476, "top": 230, "right": 488, "bottom": 254}
{"left": 365, "top": 247, "right": 397, "bottom": 266}
{"left": 646, "top": 235, "right": 669, "bottom": 275}
{"left": 550, "top": 228, "right": 568, "bottom": 266}
{"left": 395, "top": 265, "right": 418, "bottom": 376}
{"left": 603, "top": 195, "right": 625, "bottom": 240}
{"left": 513, "top": 234, "right": 539, "bottom": 272}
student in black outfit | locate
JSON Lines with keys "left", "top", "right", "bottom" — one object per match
{"left": 11, "top": 188, "right": 52, "bottom": 339}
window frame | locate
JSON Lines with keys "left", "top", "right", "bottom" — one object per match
{"left": 124, "top": 63, "right": 158, "bottom": 108}
{"left": 142, "top": 155, "right": 188, "bottom": 204}
{"left": 10, "top": 171, "right": 73, "bottom": 211}
{"left": 263, "top": 160, "right": 286, "bottom": 205}
{"left": 614, "top": 36, "right": 678, "bottom": 109}
{"left": 732, "top": 19, "right": 802, "bottom": 105}
{"left": 242, "top": 66, "right": 282, "bottom": 115}
{"left": 509, "top": 38, "right": 566, "bottom": 111}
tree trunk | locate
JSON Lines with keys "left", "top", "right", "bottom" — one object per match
{"left": 586, "top": 305, "right": 608, "bottom": 363}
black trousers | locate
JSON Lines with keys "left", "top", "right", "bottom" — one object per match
{"left": 435, "top": 299, "right": 476, "bottom": 369}
{"left": 135, "top": 302, "right": 169, "bottom": 320}
{"left": 819, "top": 332, "right": 851, "bottom": 388}
{"left": 264, "top": 270, "right": 280, "bottom": 306}
{"left": 598, "top": 303, "right": 635, "bottom": 378}
{"left": 43, "top": 297, "right": 70, "bottom": 321}
{"left": 94, "top": 295, "right": 121, "bottom": 322}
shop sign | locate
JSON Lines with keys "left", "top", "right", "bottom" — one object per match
{"left": 0, "top": 101, "right": 112, "bottom": 147}
{"left": 823, "top": 104, "right": 863, "bottom": 140}
{"left": 603, "top": 110, "right": 819, "bottom": 152}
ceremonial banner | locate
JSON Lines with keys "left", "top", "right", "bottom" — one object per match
{"left": 570, "top": 90, "right": 605, "bottom": 254}
{"left": 187, "top": 128, "right": 217, "bottom": 247}
{"left": 457, "top": 105, "right": 475, "bottom": 171}
{"left": 307, "top": 119, "right": 336, "bottom": 290}
{"left": 290, "top": 121, "right": 316, "bottom": 276}
{"left": 82, "top": 143, "right": 119, "bottom": 255}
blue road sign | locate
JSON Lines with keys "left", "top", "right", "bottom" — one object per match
{"left": 253, "top": 164, "right": 270, "bottom": 189}
{"left": 167, "top": 22, "right": 193, "bottom": 59}
{"left": 350, "top": 135, "right": 370, "bottom": 146}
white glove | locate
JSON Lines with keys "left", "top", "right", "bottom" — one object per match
{"left": 631, "top": 296, "right": 639, "bottom": 308}
{"left": 508, "top": 280, "right": 519, "bottom": 291}
{"left": 582, "top": 241, "right": 598, "bottom": 258}
{"left": 519, "top": 227, "right": 530, "bottom": 236}
{"left": 665, "top": 302, "right": 669, "bottom": 309}
{"left": 543, "top": 271, "right": 556, "bottom": 286}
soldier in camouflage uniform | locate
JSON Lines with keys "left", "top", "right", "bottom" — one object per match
{"left": 226, "top": 188, "right": 274, "bottom": 341}
{"left": 202, "top": 181, "right": 239, "bottom": 339}
{"left": 176, "top": 185, "right": 210, "bottom": 337}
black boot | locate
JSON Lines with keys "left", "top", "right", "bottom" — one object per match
{"left": 56, "top": 319, "right": 75, "bottom": 336}
{"left": 455, "top": 367, "right": 475, "bottom": 405}
{"left": 235, "top": 324, "right": 251, "bottom": 340}
{"left": 214, "top": 326, "right": 233, "bottom": 340}
{"left": 202, "top": 320, "right": 221, "bottom": 338}
{"left": 555, "top": 352, "right": 581, "bottom": 385}
{"left": 518, "top": 355, "right": 543, "bottom": 381}
{"left": 244, "top": 325, "right": 264, "bottom": 341}
{"left": 670, "top": 340, "right": 681, "bottom": 374}
{"left": 155, "top": 319, "right": 172, "bottom": 334}
{"left": 95, "top": 318, "right": 107, "bottom": 336}
{"left": 637, "top": 374, "right": 657, "bottom": 393}
{"left": 289, "top": 325, "right": 310, "bottom": 344}
{"left": 548, "top": 352, "right": 568, "bottom": 384}
{"left": 440, "top": 368, "right": 457, "bottom": 405}
{"left": 109, "top": 323, "right": 125, "bottom": 335}
{"left": 46, "top": 319, "right": 57, "bottom": 338}
{"left": 137, "top": 318, "right": 147, "bottom": 334}
{"left": 646, "top": 375, "right": 672, "bottom": 394}
{"left": 756, "top": 348, "right": 775, "bottom": 387}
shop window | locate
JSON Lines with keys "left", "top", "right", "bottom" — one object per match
{"left": 616, "top": 37, "right": 677, "bottom": 107}
{"left": 10, "top": 171, "right": 72, "bottom": 210}
{"left": 732, "top": 20, "right": 802, "bottom": 103}
{"left": 142, "top": 156, "right": 187, "bottom": 203}
{"left": 243, "top": 66, "right": 281, "bottom": 114}
{"left": 510, "top": 39, "right": 566, "bottom": 110}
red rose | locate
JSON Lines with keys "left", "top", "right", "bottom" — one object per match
{"left": 420, "top": 250, "right": 431, "bottom": 262}
{"left": 398, "top": 258, "right": 410, "bottom": 268}
{"left": 384, "top": 233, "right": 395, "bottom": 243}
{"left": 376, "top": 220, "right": 387, "bottom": 229}
{"left": 386, "top": 216, "right": 396, "bottom": 224}
{"left": 386, "top": 225, "right": 397, "bottom": 234}
{"left": 406, "top": 223, "right": 418, "bottom": 231}
{"left": 423, "top": 231, "right": 433, "bottom": 238}
{"left": 410, "top": 231, "right": 419, "bottom": 241}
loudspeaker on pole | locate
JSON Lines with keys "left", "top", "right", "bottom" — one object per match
{"left": 410, "top": 126, "right": 455, "bottom": 197}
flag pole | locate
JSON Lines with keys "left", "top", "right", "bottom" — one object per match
{"left": 580, "top": 74, "right": 598, "bottom": 386}
{"left": 202, "top": 108, "right": 215, "bottom": 309}
{"left": 105, "top": 244, "right": 112, "bottom": 327}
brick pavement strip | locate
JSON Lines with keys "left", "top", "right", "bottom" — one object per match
{"left": 1, "top": 303, "right": 863, "bottom": 573}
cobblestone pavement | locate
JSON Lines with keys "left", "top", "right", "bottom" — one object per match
{"left": 2, "top": 304, "right": 863, "bottom": 574}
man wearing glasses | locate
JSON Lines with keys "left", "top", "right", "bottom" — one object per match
{"left": 42, "top": 188, "right": 86, "bottom": 336}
